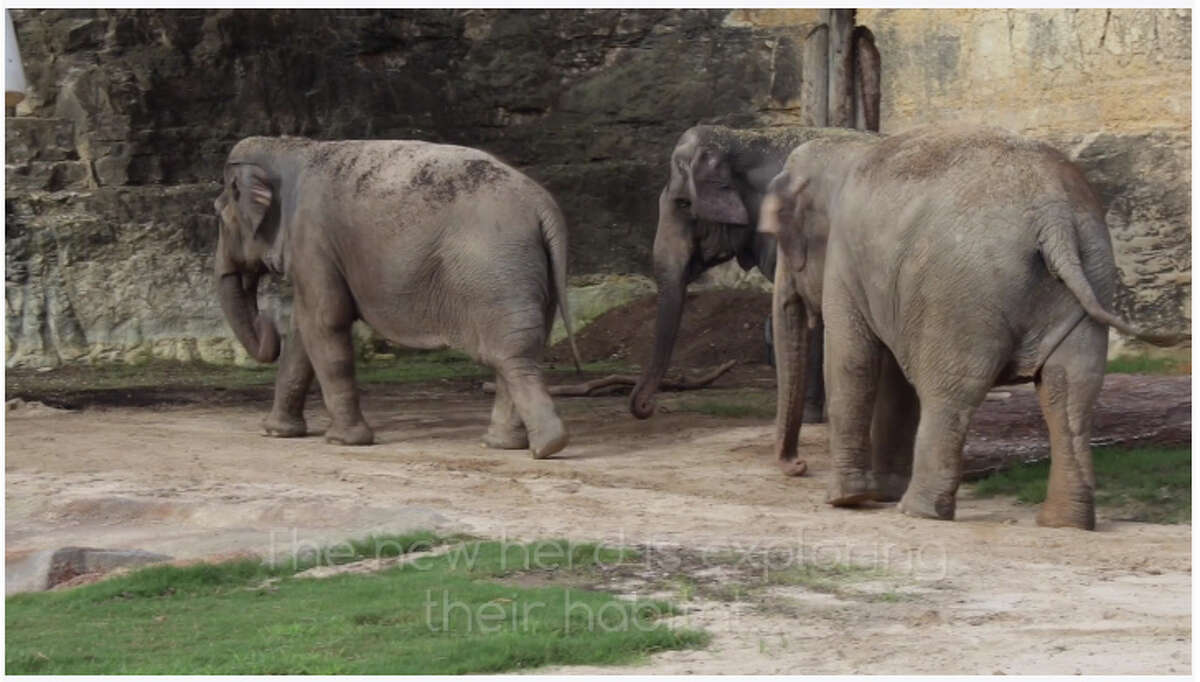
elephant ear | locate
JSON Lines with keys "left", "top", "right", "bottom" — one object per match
{"left": 688, "top": 147, "right": 750, "bottom": 225}
{"left": 769, "top": 174, "right": 811, "bottom": 272}
{"left": 230, "top": 163, "right": 274, "bottom": 237}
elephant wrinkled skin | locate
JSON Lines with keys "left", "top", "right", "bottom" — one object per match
{"left": 760, "top": 125, "right": 1186, "bottom": 530}
{"left": 214, "top": 137, "right": 580, "bottom": 459}
{"left": 629, "top": 125, "right": 879, "bottom": 475}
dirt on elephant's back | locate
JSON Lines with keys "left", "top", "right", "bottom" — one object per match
{"left": 547, "top": 290, "right": 773, "bottom": 368}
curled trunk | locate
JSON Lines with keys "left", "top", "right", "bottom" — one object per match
{"left": 217, "top": 271, "right": 281, "bottom": 363}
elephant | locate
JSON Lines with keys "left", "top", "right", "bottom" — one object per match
{"left": 629, "top": 124, "right": 878, "bottom": 476}
{"left": 213, "top": 136, "right": 581, "bottom": 459}
{"left": 758, "top": 125, "right": 1185, "bottom": 530}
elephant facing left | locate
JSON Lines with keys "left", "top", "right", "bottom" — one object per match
{"left": 213, "top": 136, "right": 581, "bottom": 459}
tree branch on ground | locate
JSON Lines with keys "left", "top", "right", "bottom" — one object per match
{"left": 482, "top": 360, "right": 739, "bottom": 397}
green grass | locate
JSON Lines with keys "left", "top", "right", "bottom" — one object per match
{"left": 762, "top": 562, "right": 885, "bottom": 595}
{"left": 5, "top": 352, "right": 636, "bottom": 399}
{"left": 355, "top": 349, "right": 491, "bottom": 384}
{"left": 5, "top": 535, "right": 704, "bottom": 675}
{"left": 971, "top": 446, "right": 1191, "bottom": 523}
{"left": 1106, "top": 353, "right": 1190, "bottom": 375}
{"left": 673, "top": 390, "right": 776, "bottom": 419}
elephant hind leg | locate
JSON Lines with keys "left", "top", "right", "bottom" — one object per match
{"left": 495, "top": 356, "right": 567, "bottom": 459}
{"left": 482, "top": 375, "right": 529, "bottom": 450}
{"left": 1034, "top": 319, "right": 1105, "bottom": 530}
{"left": 896, "top": 394, "right": 977, "bottom": 520}
{"left": 897, "top": 357, "right": 996, "bottom": 520}
{"left": 869, "top": 350, "right": 918, "bottom": 502}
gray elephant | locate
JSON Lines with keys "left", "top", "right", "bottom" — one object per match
{"left": 759, "top": 125, "right": 1184, "bottom": 530}
{"left": 213, "top": 136, "right": 581, "bottom": 459}
{"left": 629, "top": 124, "right": 877, "bottom": 476}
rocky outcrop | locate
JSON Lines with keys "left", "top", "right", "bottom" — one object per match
{"left": 5, "top": 9, "right": 1189, "bottom": 367}
{"left": 1055, "top": 130, "right": 1190, "bottom": 353}
{"left": 862, "top": 8, "right": 1191, "bottom": 352}
{"left": 6, "top": 9, "right": 827, "bottom": 367}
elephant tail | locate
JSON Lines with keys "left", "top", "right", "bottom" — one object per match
{"left": 1040, "top": 216, "right": 1188, "bottom": 347}
{"left": 539, "top": 202, "right": 583, "bottom": 373}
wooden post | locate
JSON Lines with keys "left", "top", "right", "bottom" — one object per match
{"left": 822, "top": 9, "right": 856, "bottom": 129}
{"left": 800, "top": 24, "right": 829, "bottom": 127}
{"left": 853, "top": 25, "right": 881, "bottom": 132}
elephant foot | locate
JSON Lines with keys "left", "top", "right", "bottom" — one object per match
{"left": 802, "top": 402, "right": 826, "bottom": 424}
{"left": 325, "top": 422, "right": 375, "bottom": 446}
{"left": 263, "top": 413, "right": 307, "bottom": 438}
{"left": 528, "top": 420, "right": 568, "bottom": 460}
{"left": 868, "top": 471, "right": 911, "bottom": 503}
{"left": 826, "top": 470, "right": 876, "bottom": 506}
{"left": 897, "top": 487, "right": 956, "bottom": 521}
{"left": 481, "top": 427, "right": 529, "bottom": 450}
{"left": 778, "top": 457, "right": 808, "bottom": 477}
{"left": 1036, "top": 499, "right": 1095, "bottom": 531}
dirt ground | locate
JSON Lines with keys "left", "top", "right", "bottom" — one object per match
{"left": 5, "top": 371, "right": 1191, "bottom": 674}
{"left": 546, "top": 290, "right": 773, "bottom": 367}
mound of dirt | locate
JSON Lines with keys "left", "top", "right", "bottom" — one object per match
{"left": 548, "top": 290, "right": 772, "bottom": 368}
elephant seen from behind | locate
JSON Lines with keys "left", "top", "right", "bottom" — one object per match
{"left": 214, "top": 136, "right": 581, "bottom": 459}
{"left": 759, "top": 125, "right": 1185, "bottom": 530}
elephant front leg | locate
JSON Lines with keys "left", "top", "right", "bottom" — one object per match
{"left": 482, "top": 375, "right": 529, "bottom": 450}
{"left": 868, "top": 351, "right": 918, "bottom": 502}
{"left": 263, "top": 320, "right": 315, "bottom": 438}
{"left": 802, "top": 322, "right": 827, "bottom": 424}
{"left": 824, "top": 292, "right": 883, "bottom": 505}
{"left": 295, "top": 286, "right": 374, "bottom": 446}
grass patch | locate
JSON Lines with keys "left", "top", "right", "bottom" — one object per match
{"left": 355, "top": 349, "right": 490, "bottom": 384}
{"left": 4, "top": 359, "right": 278, "bottom": 395}
{"left": 971, "top": 446, "right": 1191, "bottom": 523}
{"left": 5, "top": 353, "right": 637, "bottom": 400}
{"left": 650, "top": 551, "right": 902, "bottom": 606}
{"left": 673, "top": 390, "right": 776, "bottom": 419}
{"left": 1106, "top": 353, "right": 1190, "bottom": 375}
{"left": 762, "top": 562, "right": 885, "bottom": 595}
{"left": 5, "top": 535, "right": 703, "bottom": 675}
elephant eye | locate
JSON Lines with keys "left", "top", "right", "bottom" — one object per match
{"left": 675, "top": 198, "right": 692, "bottom": 210}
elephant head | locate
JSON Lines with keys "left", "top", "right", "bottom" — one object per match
{"left": 758, "top": 170, "right": 822, "bottom": 297}
{"left": 629, "top": 127, "right": 777, "bottom": 419}
{"left": 212, "top": 162, "right": 282, "bottom": 364}
{"left": 755, "top": 145, "right": 837, "bottom": 465}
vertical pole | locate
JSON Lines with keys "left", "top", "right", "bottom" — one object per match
{"left": 823, "top": 9, "right": 856, "bottom": 129}
{"left": 800, "top": 24, "right": 829, "bottom": 127}
{"left": 853, "top": 25, "right": 881, "bottom": 132}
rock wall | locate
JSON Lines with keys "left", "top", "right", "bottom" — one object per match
{"left": 860, "top": 8, "right": 1191, "bottom": 352}
{"left": 5, "top": 9, "right": 1189, "bottom": 367}
{"left": 5, "top": 9, "right": 825, "bottom": 366}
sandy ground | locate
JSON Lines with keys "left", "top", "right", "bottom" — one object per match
{"left": 4, "top": 382, "right": 1191, "bottom": 675}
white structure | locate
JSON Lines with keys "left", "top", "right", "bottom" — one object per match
{"left": 6, "top": 10, "right": 26, "bottom": 106}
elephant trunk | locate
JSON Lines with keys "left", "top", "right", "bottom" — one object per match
{"left": 630, "top": 274, "right": 686, "bottom": 419}
{"left": 217, "top": 270, "right": 281, "bottom": 363}
{"left": 772, "top": 267, "right": 810, "bottom": 472}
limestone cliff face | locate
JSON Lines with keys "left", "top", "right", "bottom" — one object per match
{"left": 5, "top": 9, "right": 1189, "bottom": 366}
{"left": 860, "top": 8, "right": 1191, "bottom": 352}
